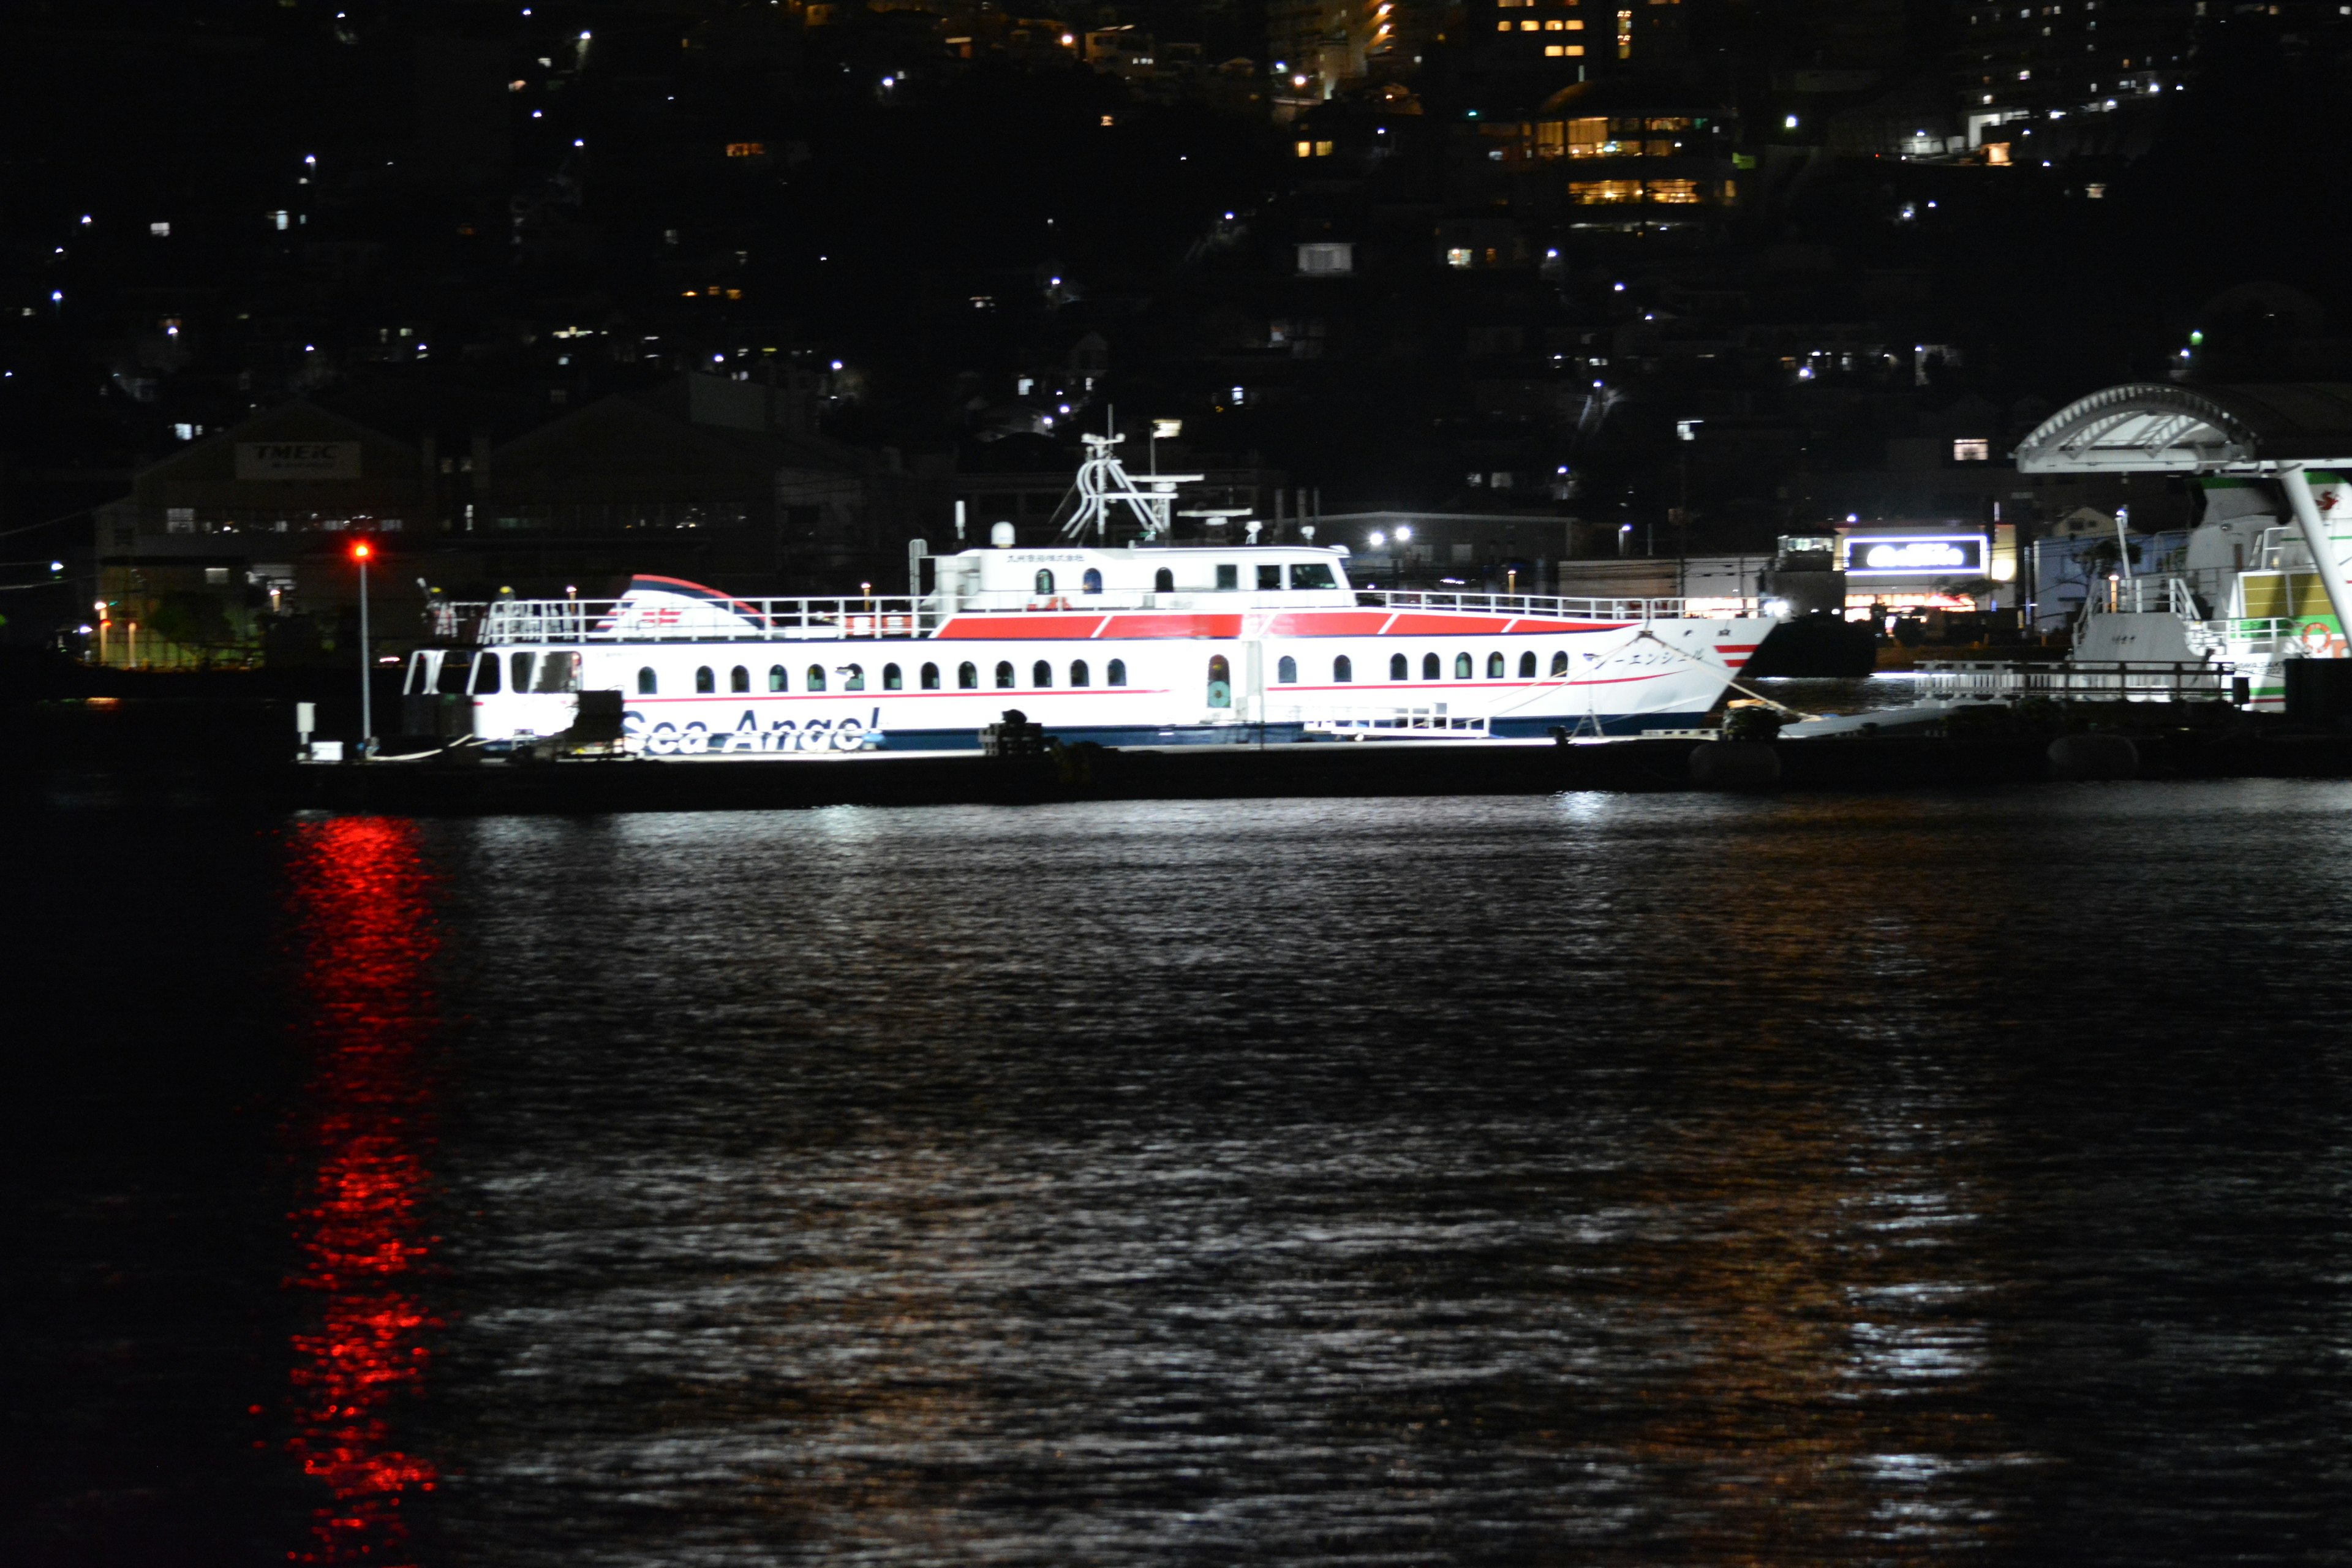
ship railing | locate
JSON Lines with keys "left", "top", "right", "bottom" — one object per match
{"left": 2188, "top": 616, "right": 2301, "bottom": 654}
{"left": 1354, "top": 589, "right": 1705, "bottom": 621}
{"left": 475, "top": 597, "right": 942, "bottom": 643}
{"left": 462, "top": 588, "right": 1723, "bottom": 642}
{"left": 1915, "top": 659, "right": 2237, "bottom": 703}
{"left": 2078, "top": 573, "right": 2204, "bottom": 625}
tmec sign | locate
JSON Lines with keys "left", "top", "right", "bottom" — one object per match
{"left": 236, "top": 441, "right": 359, "bottom": 480}
{"left": 1842, "top": 533, "right": 1987, "bottom": 576}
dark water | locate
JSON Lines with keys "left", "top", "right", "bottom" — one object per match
{"left": 9, "top": 787, "right": 2352, "bottom": 1566}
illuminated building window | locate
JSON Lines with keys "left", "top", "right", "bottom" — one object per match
{"left": 1953, "top": 438, "right": 1991, "bottom": 461}
{"left": 1108, "top": 659, "right": 1128, "bottom": 686}
{"left": 638, "top": 667, "right": 657, "bottom": 694}
{"left": 808, "top": 664, "right": 828, "bottom": 692}
{"left": 695, "top": 665, "right": 715, "bottom": 693}
{"left": 959, "top": 662, "right": 979, "bottom": 689}
{"left": 730, "top": 664, "right": 750, "bottom": 693}
{"left": 1645, "top": 139, "right": 1674, "bottom": 156}
{"left": 921, "top": 663, "right": 940, "bottom": 690}
{"left": 994, "top": 661, "right": 1014, "bottom": 688}
{"left": 1071, "top": 659, "right": 1090, "bottom": 687}
{"left": 1297, "top": 241, "right": 1355, "bottom": 275}
{"left": 1545, "top": 43, "right": 1586, "bottom": 53}
{"left": 1316, "top": 141, "right": 1333, "bottom": 155}
{"left": 1569, "top": 179, "right": 1645, "bottom": 203}
{"left": 769, "top": 664, "right": 788, "bottom": 692}
{"left": 725, "top": 142, "right": 766, "bottom": 157}
{"left": 1455, "top": 652, "right": 1474, "bottom": 679}
{"left": 1648, "top": 179, "right": 1700, "bottom": 202}
{"left": 1335, "top": 655, "right": 1354, "bottom": 682}
{"left": 1523, "top": 18, "right": 1540, "bottom": 28}
{"left": 1297, "top": 140, "right": 1314, "bottom": 156}
{"left": 1424, "top": 652, "right": 1442, "bottom": 679}
{"left": 1277, "top": 655, "right": 1298, "bottom": 683}
{"left": 1498, "top": 18, "right": 1511, "bottom": 28}
{"left": 1031, "top": 659, "right": 1052, "bottom": 687}
{"left": 1447, "top": 247, "right": 1475, "bottom": 266}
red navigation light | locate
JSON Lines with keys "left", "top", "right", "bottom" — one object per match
{"left": 351, "top": 540, "right": 374, "bottom": 562}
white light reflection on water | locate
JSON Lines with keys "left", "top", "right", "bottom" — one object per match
{"left": 385, "top": 788, "right": 2352, "bottom": 1565}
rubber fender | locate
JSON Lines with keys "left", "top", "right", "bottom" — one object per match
{"left": 1689, "top": 741, "right": 1782, "bottom": 790}
{"left": 2046, "top": 733, "right": 2139, "bottom": 781}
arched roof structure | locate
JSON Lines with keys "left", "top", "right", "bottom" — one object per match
{"left": 2013, "top": 383, "right": 2352, "bottom": 473}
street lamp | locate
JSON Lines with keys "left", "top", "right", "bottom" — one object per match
{"left": 351, "top": 538, "right": 374, "bottom": 758}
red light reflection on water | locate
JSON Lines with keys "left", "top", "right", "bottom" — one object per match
{"left": 282, "top": 816, "right": 443, "bottom": 1565}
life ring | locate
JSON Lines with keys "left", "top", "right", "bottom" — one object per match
{"left": 2302, "top": 621, "right": 2344, "bottom": 658}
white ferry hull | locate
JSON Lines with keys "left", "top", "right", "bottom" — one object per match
{"left": 417, "top": 522, "right": 1768, "bottom": 757}
{"left": 447, "top": 611, "right": 1759, "bottom": 756}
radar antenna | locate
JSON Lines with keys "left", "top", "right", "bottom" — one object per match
{"left": 1058, "top": 434, "right": 1204, "bottom": 543}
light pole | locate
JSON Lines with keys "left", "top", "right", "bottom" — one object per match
{"left": 352, "top": 538, "right": 374, "bottom": 758}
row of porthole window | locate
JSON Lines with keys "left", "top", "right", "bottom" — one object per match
{"left": 639, "top": 658, "right": 1136, "bottom": 695}
{"left": 636, "top": 649, "right": 1571, "bottom": 696}
{"left": 1273, "top": 650, "right": 1574, "bottom": 684}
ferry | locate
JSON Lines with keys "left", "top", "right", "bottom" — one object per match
{"left": 401, "top": 436, "right": 1770, "bottom": 756}
{"left": 2065, "top": 473, "right": 2352, "bottom": 711}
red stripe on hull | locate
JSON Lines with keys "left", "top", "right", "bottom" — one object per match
{"left": 1500, "top": 618, "right": 1635, "bottom": 635}
{"left": 1259, "top": 611, "right": 1396, "bottom": 636}
{"left": 936, "top": 614, "right": 1114, "bottom": 640}
{"left": 1098, "top": 613, "right": 1245, "bottom": 639}
{"left": 1381, "top": 613, "right": 1518, "bottom": 636}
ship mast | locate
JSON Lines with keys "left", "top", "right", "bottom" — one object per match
{"left": 1058, "top": 434, "right": 1204, "bottom": 543}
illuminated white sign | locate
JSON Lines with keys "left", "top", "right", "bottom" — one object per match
{"left": 1867, "top": 542, "right": 1964, "bottom": 568}
{"left": 1842, "top": 534, "right": 1986, "bottom": 576}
